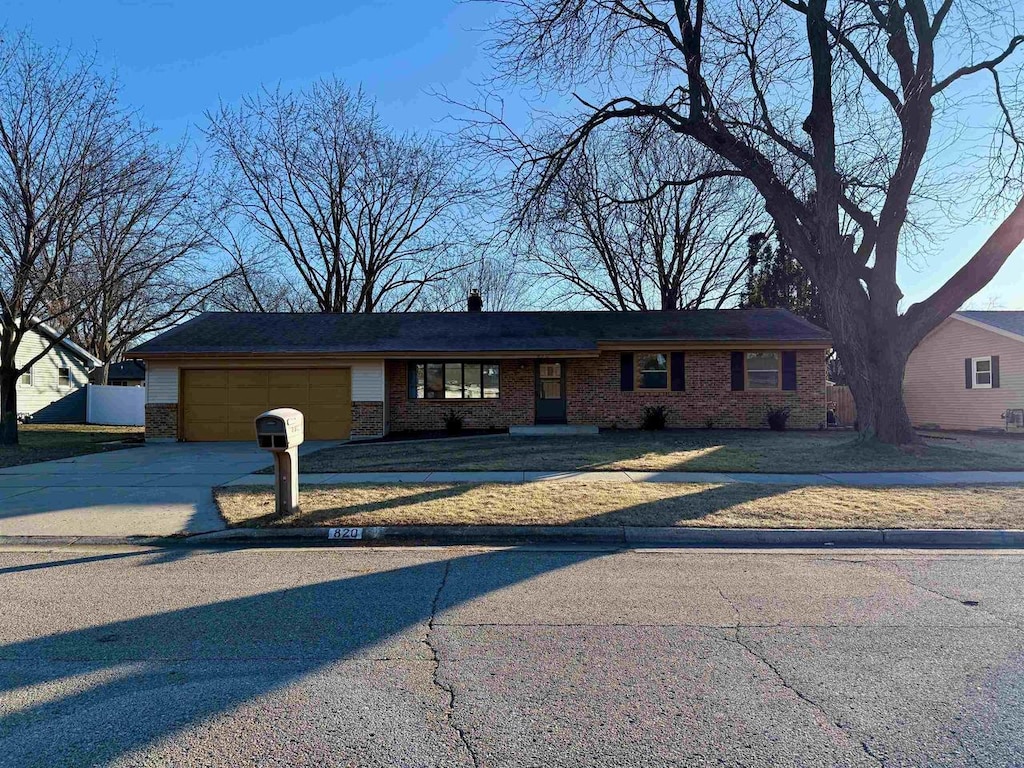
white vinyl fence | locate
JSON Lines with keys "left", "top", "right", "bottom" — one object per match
{"left": 86, "top": 384, "right": 145, "bottom": 426}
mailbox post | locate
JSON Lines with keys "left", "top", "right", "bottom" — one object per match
{"left": 255, "top": 408, "right": 305, "bottom": 515}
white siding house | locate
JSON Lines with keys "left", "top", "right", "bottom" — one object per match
{"left": 11, "top": 323, "right": 100, "bottom": 421}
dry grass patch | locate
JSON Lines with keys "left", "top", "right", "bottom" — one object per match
{"left": 216, "top": 482, "right": 1024, "bottom": 529}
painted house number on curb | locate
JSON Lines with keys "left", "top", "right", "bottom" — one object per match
{"left": 328, "top": 527, "right": 363, "bottom": 540}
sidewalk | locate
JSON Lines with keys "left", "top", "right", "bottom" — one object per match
{"left": 224, "top": 469, "right": 1024, "bottom": 487}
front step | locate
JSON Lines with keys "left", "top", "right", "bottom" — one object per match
{"left": 509, "top": 425, "right": 599, "bottom": 436}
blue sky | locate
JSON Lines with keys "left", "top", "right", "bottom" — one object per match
{"left": 7, "top": 0, "right": 1022, "bottom": 310}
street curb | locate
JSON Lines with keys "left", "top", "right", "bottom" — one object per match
{"left": 5, "top": 527, "right": 1024, "bottom": 549}
{"left": 188, "top": 525, "right": 1024, "bottom": 548}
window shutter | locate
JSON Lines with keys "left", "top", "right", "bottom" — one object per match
{"left": 965, "top": 358, "right": 973, "bottom": 389}
{"left": 730, "top": 352, "right": 744, "bottom": 391}
{"left": 620, "top": 353, "right": 634, "bottom": 391}
{"left": 781, "top": 351, "right": 797, "bottom": 390}
{"left": 992, "top": 356, "right": 1000, "bottom": 388}
{"left": 670, "top": 352, "right": 685, "bottom": 391}
{"left": 407, "top": 363, "right": 418, "bottom": 398}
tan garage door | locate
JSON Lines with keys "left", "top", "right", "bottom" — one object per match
{"left": 182, "top": 368, "right": 352, "bottom": 441}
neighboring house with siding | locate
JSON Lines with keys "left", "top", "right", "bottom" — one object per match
{"left": 98, "top": 359, "right": 146, "bottom": 387}
{"left": 904, "top": 311, "right": 1024, "bottom": 432}
{"left": 129, "top": 302, "right": 831, "bottom": 442}
{"left": 11, "top": 323, "right": 101, "bottom": 422}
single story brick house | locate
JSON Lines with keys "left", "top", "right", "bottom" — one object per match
{"left": 904, "top": 310, "right": 1024, "bottom": 432}
{"left": 128, "top": 306, "right": 831, "bottom": 442}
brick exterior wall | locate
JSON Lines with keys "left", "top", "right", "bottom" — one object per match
{"left": 567, "top": 349, "right": 827, "bottom": 429}
{"left": 145, "top": 403, "right": 178, "bottom": 440}
{"left": 351, "top": 401, "right": 385, "bottom": 438}
{"left": 384, "top": 350, "right": 827, "bottom": 433}
{"left": 386, "top": 360, "right": 534, "bottom": 431}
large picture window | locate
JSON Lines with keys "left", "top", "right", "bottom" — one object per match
{"left": 745, "top": 352, "right": 780, "bottom": 390}
{"left": 638, "top": 354, "right": 668, "bottom": 390}
{"left": 411, "top": 362, "right": 500, "bottom": 399}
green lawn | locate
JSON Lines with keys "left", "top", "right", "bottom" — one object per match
{"left": 298, "top": 429, "right": 1024, "bottom": 474}
{"left": 0, "top": 424, "right": 143, "bottom": 468}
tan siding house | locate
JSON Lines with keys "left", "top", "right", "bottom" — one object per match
{"left": 904, "top": 312, "right": 1024, "bottom": 432}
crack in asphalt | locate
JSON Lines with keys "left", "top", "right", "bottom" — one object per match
{"left": 714, "top": 586, "right": 886, "bottom": 767}
{"left": 844, "top": 559, "right": 1022, "bottom": 631}
{"left": 423, "top": 560, "right": 479, "bottom": 768}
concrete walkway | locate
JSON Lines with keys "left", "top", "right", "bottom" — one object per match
{"left": 224, "top": 468, "right": 1024, "bottom": 486}
{"left": 0, "top": 441, "right": 337, "bottom": 538}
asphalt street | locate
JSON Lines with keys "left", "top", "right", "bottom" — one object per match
{"left": 0, "top": 544, "right": 1021, "bottom": 767}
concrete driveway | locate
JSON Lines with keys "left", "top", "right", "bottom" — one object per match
{"left": 0, "top": 442, "right": 337, "bottom": 538}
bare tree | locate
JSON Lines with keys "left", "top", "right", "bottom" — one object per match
{"left": 48, "top": 142, "right": 221, "bottom": 384}
{"left": 526, "top": 129, "right": 762, "bottom": 309}
{"left": 484, "top": 0, "right": 1024, "bottom": 443}
{"left": 421, "top": 250, "right": 534, "bottom": 311}
{"left": 0, "top": 35, "right": 151, "bottom": 444}
{"left": 205, "top": 80, "right": 482, "bottom": 313}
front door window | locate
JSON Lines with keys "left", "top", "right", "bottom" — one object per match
{"left": 535, "top": 361, "right": 567, "bottom": 424}
{"left": 539, "top": 363, "right": 562, "bottom": 399}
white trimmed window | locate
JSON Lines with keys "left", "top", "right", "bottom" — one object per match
{"left": 638, "top": 354, "right": 668, "bottom": 390}
{"left": 58, "top": 366, "right": 71, "bottom": 387}
{"left": 19, "top": 367, "right": 33, "bottom": 386}
{"left": 745, "top": 351, "right": 781, "bottom": 390}
{"left": 972, "top": 357, "right": 992, "bottom": 389}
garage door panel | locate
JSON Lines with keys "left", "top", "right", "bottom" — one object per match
{"left": 227, "top": 404, "right": 268, "bottom": 424}
{"left": 307, "top": 387, "right": 345, "bottom": 404}
{"left": 186, "top": 388, "right": 229, "bottom": 406}
{"left": 186, "top": 370, "right": 228, "bottom": 388}
{"left": 183, "top": 368, "right": 352, "bottom": 441}
{"left": 267, "top": 370, "right": 309, "bottom": 387}
{"left": 229, "top": 370, "right": 270, "bottom": 388}
{"left": 308, "top": 369, "right": 349, "bottom": 386}
{"left": 229, "top": 388, "right": 271, "bottom": 407}
{"left": 185, "top": 404, "right": 230, "bottom": 422}
{"left": 226, "top": 421, "right": 259, "bottom": 441}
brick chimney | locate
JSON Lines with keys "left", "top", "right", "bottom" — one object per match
{"left": 467, "top": 288, "right": 483, "bottom": 312}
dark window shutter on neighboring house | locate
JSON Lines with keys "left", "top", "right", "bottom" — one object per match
{"left": 620, "top": 353, "right": 634, "bottom": 391}
{"left": 965, "top": 358, "right": 973, "bottom": 389}
{"left": 408, "top": 363, "right": 418, "bottom": 398}
{"left": 992, "top": 356, "right": 1000, "bottom": 388}
{"left": 781, "top": 351, "right": 797, "bottom": 390}
{"left": 670, "top": 351, "right": 685, "bottom": 391}
{"left": 731, "top": 352, "right": 744, "bottom": 391}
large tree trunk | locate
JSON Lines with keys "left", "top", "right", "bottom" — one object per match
{"left": 843, "top": 348, "right": 916, "bottom": 444}
{"left": 0, "top": 366, "right": 18, "bottom": 446}
{"left": 820, "top": 277, "right": 917, "bottom": 445}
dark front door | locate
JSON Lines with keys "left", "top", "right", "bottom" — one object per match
{"left": 535, "top": 361, "right": 567, "bottom": 424}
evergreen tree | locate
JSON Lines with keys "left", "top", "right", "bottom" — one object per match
{"left": 741, "top": 232, "right": 827, "bottom": 330}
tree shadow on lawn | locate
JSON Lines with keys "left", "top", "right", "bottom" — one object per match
{"left": 304, "top": 429, "right": 1024, "bottom": 474}
{"left": 259, "top": 481, "right": 795, "bottom": 529}
{"left": 1, "top": 481, "right": 789, "bottom": 766}
{"left": 233, "top": 483, "right": 480, "bottom": 528}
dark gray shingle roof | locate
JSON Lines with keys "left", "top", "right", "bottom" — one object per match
{"left": 959, "top": 311, "right": 1024, "bottom": 339}
{"left": 107, "top": 360, "right": 146, "bottom": 380}
{"left": 129, "top": 309, "right": 831, "bottom": 356}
